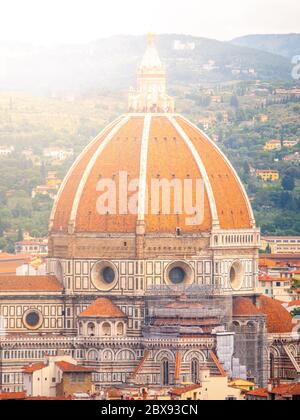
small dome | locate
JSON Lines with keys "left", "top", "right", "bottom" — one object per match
{"left": 258, "top": 296, "right": 294, "bottom": 334}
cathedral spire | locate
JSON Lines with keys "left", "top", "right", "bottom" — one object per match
{"left": 128, "top": 34, "right": 175, "bottom": 113}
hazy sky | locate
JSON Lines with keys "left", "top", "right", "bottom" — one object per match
{"left": 1, "top": 0, "right": 299, "bottom": 45}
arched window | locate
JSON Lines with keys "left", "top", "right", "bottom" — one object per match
{"left": 87, "top": 322, "right": 96, "bottom": 337}
{"left": 88, "top": 349, "right": 99, "bottom": 361}
{"left": 191, "top": 358, "right": 199, "bottom": 383}
{"left": 116, "top": 322, "right": 124, "bottom": 336}
{"left": 102, "top": 322, "right": 112, "bottom": 337}
{"left": 161, "top": 359, "right": 169, "bottom": 386}
{"left": 270, "top": 353, "right": 275, "bottom": 379}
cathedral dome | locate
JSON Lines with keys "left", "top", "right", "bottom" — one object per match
{"left": 50, "top": 37, "right": 255, "bottom": 236}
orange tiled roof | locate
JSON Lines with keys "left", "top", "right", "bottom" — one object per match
{"left": 50, "top": 114, "right": 253, "bottom": 234}
{"left": 0, "top": 392, "right": 26, "bottom": 400}
{"left": 271, "top": 383, "right": 300, "bottom": 396}
{"left": 247, "top": 388, "right": 268, "bottom": 398}
{"left": 288, "top": 300, "right": 300, "bottom": 307}
{"left": 23, "top": 363, "right": 47, "bottom": 373}
{"left": 257, "top": 296, "right": 294, "bottom": 333}
{"left": 0, "top": 275, "right": 62, "bottom": 292}
{"left": 170, "top": 384, "right": 201, "bottom": 396}
{"left": 259, "top": 275, "right": 290, "bottom": 283}
{"left": 55, "top": 361, "right": 95, "bottom": 373}
{"left": 233, "top": 297, "right": 262, "bottom": 316}
{"left": 0, "top": 253, "right": 31, "bottom": 260}
{"left": 0, "top": 262, "right": 24, "bottom": 274}
{"left": 79, "top": 298, "right": 126, "bottom": 318}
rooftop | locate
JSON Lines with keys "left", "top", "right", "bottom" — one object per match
{"left": 0, "top": 275, "right": 62, "bottom": 292}
{"left": 169, "top": 384, "right": 201, "bottom": 396}
{"left": 79, "top": 298, "right": 126, "bottom": 318}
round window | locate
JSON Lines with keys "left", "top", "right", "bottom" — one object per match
{"left": 230, "top": 261, "right": 244, "bottom": 291}
{"left": 165, "top": 261, "right": 194, "bottom": 287}
{"left": 169, "top": 267, "right": 186, "bottom": 284}
{"left": 102, "top": 267, "right": 115, "bottom": 284}
{"left": 91, "top": 261, "right": 118, "bottom": 291}
{"left": 23, "top": 310, "right": 43, "bottom": 330}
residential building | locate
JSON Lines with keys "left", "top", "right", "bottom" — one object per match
{"left": 43, "top": 148, "right": 74, "bottom": 162}
{"left": 264, "top": 140, "right": 281, "bottom": 151}
{"left": 14, "top": 239, "right": 48, "bottom": 255}
{"left": 0, "top": 146, "right": 14, "bottom": 157}
{"left": 283, "top": 153, "right": 300, "bottom": 163}
{"left": 256, "top": 170, "right": 280, "bottom": 182}
{"left": 283, "top": 140, "right": 298, "bottom": 148}
{"left": 261, "top": 237, "right": 300, "bottom": 254}
{"left": 258, "top": 275, "right": 292, "bottom": 303}
{"left": 0, "top": 253, "right": 32, "bottom": 276}
{"left": 23, "top": 356, "right": 95, "bottom": 398}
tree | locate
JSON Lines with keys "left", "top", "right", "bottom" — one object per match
{"left": 0, "top": 237, "right": 7, "bottom": 251}
{"left": 282, "top": 175, "right": 295, "bottom": 192}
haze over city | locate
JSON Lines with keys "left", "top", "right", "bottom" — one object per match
{"left": 0, "top": 0, "right": 299, "bottom": 45}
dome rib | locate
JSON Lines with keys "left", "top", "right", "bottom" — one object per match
{"left": 168, "top": 115, "right": 220, "bottom": 229}
{"left": 49, "top": 116, "right": 123, "bottom": 233}
{"left": 137, "top": 115, "right": 151, "bottom": 226}
{"left": 176, "top": 115, "right": 255, "bottom": 230}
{"left": 69, "top": 115, "right": 130, "bottom": 233}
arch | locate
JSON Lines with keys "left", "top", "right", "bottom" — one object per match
{"left": 232, "top": 321, "right": 241, "bottom": 333}
{"left": 116, "top": 322, "right": 125, "bottom": 336}
{"left": 116, "top": 349, "right": 136, "bottom": 361}
{"left": 155, "top": 350, "right": 175, "bottom": 362}
{"left": 87, "top": 349, "right": 99, "bottom": 362}
{"left": 191, "top": 358, "right": 200, "bottom": 384}
{"left": 101, "top": 349, "right": 114, "bottom": 362}
{"left": 246, "top": 321, "right": 257, "bottom": 333}
{"left": 87, "top": 322, "right": 96, "bottom": 337}
{"left": 54, "top": 260, "right": 63, "bottom": 282}
{"left": 269, "top": 347, "right": 280, "bottom": 380}
{"left": 101, "top": 322, "right": 112, "bottom": 337}
{"left": 288, "top": 344, "right": 297, "bottom": 357}
{"left": 161, "top": 359, "right": 170, "bottom": 386}
{"left": 183, "top": 350, "right": 206, "bottom": 363}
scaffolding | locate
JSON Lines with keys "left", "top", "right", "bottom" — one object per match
{"left": 145, "top": 293, "right": 233, "bottom": 338}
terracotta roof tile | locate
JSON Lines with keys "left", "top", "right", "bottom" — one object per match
{"left": 170, "top": 384, "right": 201, "bottom": 396}
{"left": 55, "top": 361, "right": 95, "bottom": 373}
{"left": 233, "top": 297, "right": 262, "bottom": 316}
{"left": 51, "top": 114, "right": 253, "bottom": 234}
{"left": 288, "top": 300, "right": 300, "bottom": 307}
{"left": 247, "top": 388, "right": 268, "bottom": 398}
{"left": 79, "top": 298, "right": 126, "bottom": 318}
{"left": 0, "top": 275, "right": 62, "bottom": 292}
{"left": 23, "top": 363, "right": 47, "bottom": 373}
{"left": 259, "top": 275, "right": 290, "bottom": 283}
{"left": 0, "top": 392, "right": 26, "bottom": 400}
{"left": 271, "top": 383, "right": 300, "bottom": 396}
{"left": 176, "top": 116, "right": 253, "bottom": 230}
{"left": 257, "top": 296, "right": 294, "bottom": 333}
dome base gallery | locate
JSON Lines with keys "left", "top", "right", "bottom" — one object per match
{"left": 0, "top": 36, "right": 297, "bottom": 394}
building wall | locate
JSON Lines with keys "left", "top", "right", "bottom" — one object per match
{"left": 56, "top": 373, "right": 92, "bottom": 397}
